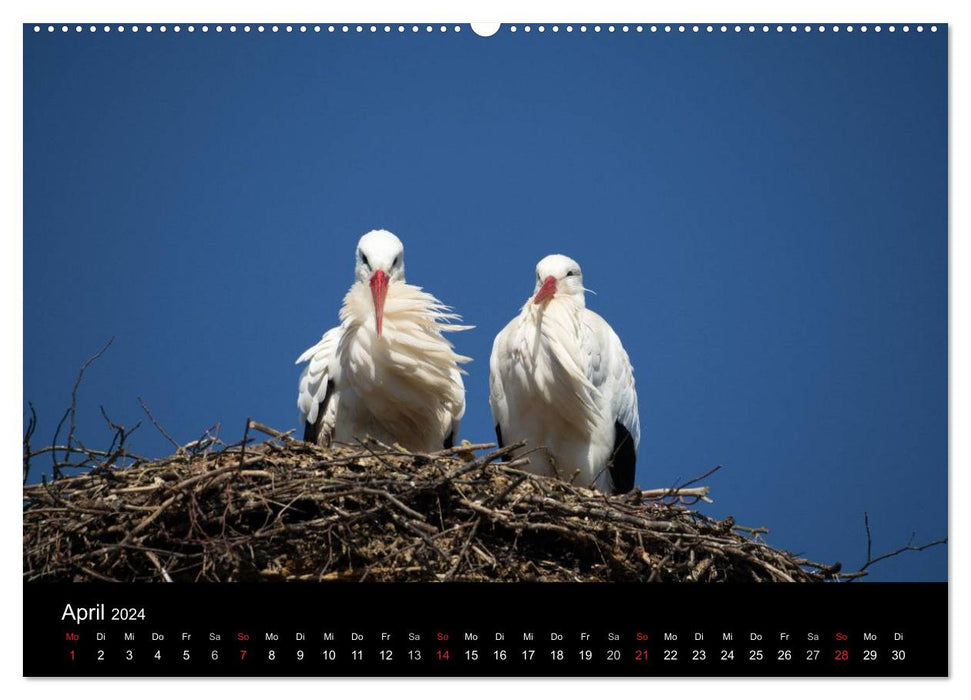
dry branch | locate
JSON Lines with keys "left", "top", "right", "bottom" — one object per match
{"left": 22, "top": 421, "right": 883, "bottom": 584}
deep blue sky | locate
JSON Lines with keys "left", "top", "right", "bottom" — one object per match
{"left": 23, "top": 24, "right": 946, "bottom": 581}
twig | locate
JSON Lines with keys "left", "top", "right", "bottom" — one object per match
{"left": 248, "top": 421, "right": 293, "bottom": 441}
{"left": 238, "top": 417, "right": 251, "bottom": 468}
{"left": 137, "top": 396, "right": 180, "bottom": 451}
{"left": 144, "top": 550, "right": 173, "bottom": 583}
{"left": 445, "top": 517, "right": 481, "bottom": 580}
{"left": 65, "top": 338, "right": 115, "bottom": 465}
{"left": 672, "top": 464, "right": 723, "bottom": 491}
{"left": 49, "top": 407, "right": 70, "bottom": 479}
{"left": 23, "top": 402, "right": 37, "bottom": 484}
{"left": 840, "top": 513, "right": 947, "bottom": 582}
{"left": 864, "top": 511, "right": 873, "bottom": 564}
{"left": 431, "top": 442, "right": 496, "bottom": 457}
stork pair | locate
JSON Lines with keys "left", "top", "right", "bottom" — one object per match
{"left": 297, "top": 230, "right": 640, "bottom": 495}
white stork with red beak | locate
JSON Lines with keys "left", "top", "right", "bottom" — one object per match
{"left": 297, "top": 230, "right": 471, "bottom": 452}
{"left": 489, "top": 254, "right": 640, "bottom": 494}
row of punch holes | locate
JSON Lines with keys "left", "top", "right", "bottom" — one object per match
{"left": 32, "top": 24, "right": 940, "bottom": 35}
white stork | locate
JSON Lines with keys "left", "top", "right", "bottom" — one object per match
{"left": 296, "top": 230, "right": 471, "bottom": 452}
{"left": 489, "top": 254, "right": 640, "bottom": 494}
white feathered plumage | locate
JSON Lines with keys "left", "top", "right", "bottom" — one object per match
{"left": 297, "top": 230, "right": 471, "bottom": 452}
{"left": 489, "top": 254, "right": 640, "bottom": 494}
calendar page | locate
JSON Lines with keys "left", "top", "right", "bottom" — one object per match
{"left": 22, "top": 19, "right": 948, "bottom": 678}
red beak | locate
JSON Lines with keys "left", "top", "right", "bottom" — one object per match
{"left": 369, "top": 269, "right": 389, "bottom": 336}
{"left": 533, "top": 275, "right": 557, "bottom": 305}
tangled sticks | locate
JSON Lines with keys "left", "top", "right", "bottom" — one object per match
{"left": 24, "top": 421, "right": 860, "bottom": 584}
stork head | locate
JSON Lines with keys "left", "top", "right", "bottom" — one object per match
{"left": 355, "top": 229, "right": 405, "bottom": 336}
{"left": 532, "top": 254, "right": 584, "bottom": 306}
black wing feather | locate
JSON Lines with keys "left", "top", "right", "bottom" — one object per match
{"left": 495, "top": 423, "right": 511, "bottom": 462}
{"left": 609, "top": 420, "right": 637, "bottom": 494}
{"left": 303, "top": 379, "right": 335, "bottom": 444}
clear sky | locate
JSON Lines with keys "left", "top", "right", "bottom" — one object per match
{"left": 23, "top": 24, "right": 947, "bottom": 581}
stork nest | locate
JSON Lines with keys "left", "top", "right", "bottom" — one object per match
{"left": 23, "top": 422, "right": 845, "bottom": 583}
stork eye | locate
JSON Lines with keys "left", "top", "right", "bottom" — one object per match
{"left": 566, "top": 270, "right": 576, "bottom": 277}
{"left": 393, "top": 255, "right": 399, "bottom": 267}
{"left": 361, "top": 253, "right": 370, "bottom": 268}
